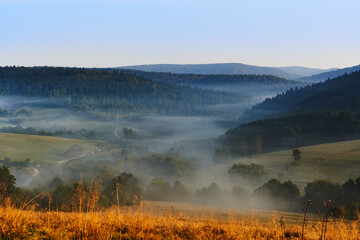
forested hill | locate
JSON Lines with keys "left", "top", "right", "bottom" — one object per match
{"left": 222, "top": 110, "right": 360, "bottom": 157}
{"left": 297, "top": 64, "right": 360, "bottom": 83}
{"left": 121, "top": 69, "right": 299, "bottom": 85}
{"left": 120, "top": 69, "right": 307, "bottom": 100}
{"left": 241, "top": 71, "right": 360, "bottom": 122}
{"left": 0, "top": 67, "right": 243, "bottom": 116}
{"left": 120, "top": 63, "right": 300, "bottom": 79}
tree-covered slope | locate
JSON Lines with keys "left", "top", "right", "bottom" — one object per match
{"left": 241, "top": 71, "right": 360, "bottom": 122}
{"left": 0, "top": 67, "right": 243, "bottom": 116}
{"left": 223, "top": 110, "right": 360, "bottom": 157}
{"left": 121, "top": 69, "right": 298, "bottom": 85}
{"left": 121, "top": 70, "right": 306, "bottom": 101}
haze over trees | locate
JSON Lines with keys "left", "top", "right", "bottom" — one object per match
{"left": 242, "top": 71, "right": 360, "bottom": 122}
{"left": 0, "top": 67, "right": 243, "bottom": 117}
{"left": 223, "top": 110, "right": 360, "bottom": 156}
{"left": 120, "top": 63, "right": 301, "bottom": 79}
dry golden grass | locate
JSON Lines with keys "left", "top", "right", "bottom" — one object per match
{"left": 0, "top": 201, "right": 359, "bottom": 240}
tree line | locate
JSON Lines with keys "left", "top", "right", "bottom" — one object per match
{"left": 121, "top": 69, "right": 298, "bottom": 85}
{"left": 1, "top": 165, "right": 360, "bottom": 218}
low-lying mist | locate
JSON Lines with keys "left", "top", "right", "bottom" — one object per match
{"left": 0, "top": 95, "right": 305, "bottom": 212}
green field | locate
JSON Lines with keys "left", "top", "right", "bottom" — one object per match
{"left": 235, "top": 139, "right": 360, "bottom": 189}
{"left": 0, "top": 132, "right": 99, "bottom": 164}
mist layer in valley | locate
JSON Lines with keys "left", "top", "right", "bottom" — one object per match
{"left": 0, "top": 93, "right": 301, "bottom": 211}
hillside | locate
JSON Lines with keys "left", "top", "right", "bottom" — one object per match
{"left": 224, "top": 110, "right": 360, "bottom": 157}
{"left": 298, "top": 64, "right": 360, "bottom": 82}
{"left": 241, "top": 71, "right": 360, "bottom": 122}
{"left": 120, "top": 63, "right": 300, "bottom": 79}
{"left": 231, "top": 139, "right": 360, "bottom": 190}
{"left": 0, "top": 67, "right": 243, "bottom": 117}
{"left": 0, "top": 132, "right": 98, "bottom": 164}
{"left": 121, "top": 69, "right": 306, "bottom": 95}
{"left": 0, "top": 132, "right": 100, "bottom": 185}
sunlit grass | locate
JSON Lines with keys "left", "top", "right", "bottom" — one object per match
{"left": 0, "top": 200, "right": 359, "bottom": 239}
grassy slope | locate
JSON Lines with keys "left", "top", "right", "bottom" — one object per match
{"left": 0, "top": 133, "right": 99, "bottom": 164}
{"left": 238, "top": 139, "right": 360, "bottom": 189}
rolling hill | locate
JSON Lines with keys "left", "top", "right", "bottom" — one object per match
{"left": 230, "top": 139, "right": 360, "bottom": 190}
{"left": 297, "top": 64, "right": 360, "bottom": 82}
{"left": 121, "top": 69, "right": 306, "bottom": 94}
{"left": 276, "top": 66, "right": 337, "bottom": 77}
{"left": 0, "top": 132, "right": 98, "bottom": 164}
{"left": 120, "top": 63, "right": 301, "bottom": 79}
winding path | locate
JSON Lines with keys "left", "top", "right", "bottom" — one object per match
{"left": 21, "top": 149, "right": 101, "bottom": 187}
{"left": 22, "top": 168, "right": 39, "bottom": 187}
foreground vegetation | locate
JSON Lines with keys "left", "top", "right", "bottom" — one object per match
{"left": 0, "top": 201, "right": 359, "bottom": 239}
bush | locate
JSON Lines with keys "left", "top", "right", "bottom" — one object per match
{"left": 195, "top": 183, "right": 221, "bottom": 202}
{"left": 146, "top": 178, "right": 172, "bottom": 201}
{"left": 137, "top": 154, "right": 195, "bottom": 178}
{"left": 228, "top": 163, "right": 265, "bottom": 178}
{"left": 254, "top": 179, "right": 300, "bottom": 202}
{"left": 213, "top": 147, "right": 231, "bottom": 163}
{"left": 304, "top": 180, "right": 341, "bottom": 211}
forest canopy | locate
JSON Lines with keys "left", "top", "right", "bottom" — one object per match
{"left": 0, "top": 67, "right": 243, "bottom": 117}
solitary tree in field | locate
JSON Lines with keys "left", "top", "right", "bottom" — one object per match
{"left": 292, "top": 149, "right": 302, "bottom": 161}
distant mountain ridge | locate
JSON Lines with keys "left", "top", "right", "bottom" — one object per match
{"left": 120, "top": 63, "right": 301, "bottom": 79}
{"left": 298, "top": 64, "right": 360, "bottom": 82}
{"left": 276, "top": 66, "right": 337, "bottom": 77}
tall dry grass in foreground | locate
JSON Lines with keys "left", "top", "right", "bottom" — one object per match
{"left": 0, "top": 201, "right": 359, "bottom": 240}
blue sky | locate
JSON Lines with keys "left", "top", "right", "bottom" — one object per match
{"left": 1, "top": 0, "right": 360, "bottom": 68}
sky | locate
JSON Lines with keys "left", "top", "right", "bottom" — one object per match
{"left": 1, "top": 0, "right": 360, "bottom": 69}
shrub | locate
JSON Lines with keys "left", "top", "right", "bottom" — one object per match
{"left": 228, "top": 163, "right": 265, "bottom": 178}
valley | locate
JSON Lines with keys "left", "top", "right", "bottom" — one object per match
{"left": 2, "top": 0, "right": 360, "bottom": 238}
